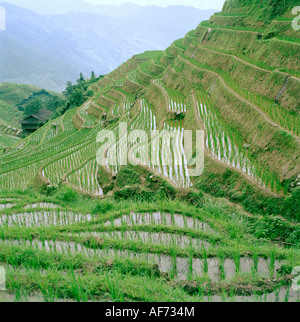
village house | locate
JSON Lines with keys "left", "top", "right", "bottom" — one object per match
{"left": 19, "top": 108, "right": 52, "bottom": 134}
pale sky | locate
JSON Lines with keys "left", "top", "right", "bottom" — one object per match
{"left": 87, "top": 0, "right": 226, "bottom": 10}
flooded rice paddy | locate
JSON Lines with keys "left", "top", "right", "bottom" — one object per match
{"left": 104, "top": 212, "right": 217, "bottom": 234}
{"left": 0, "top": 238, "right": 282, "bottom": 283}
{"left": 0, "top": 211, "right": 92, "bottom": 227}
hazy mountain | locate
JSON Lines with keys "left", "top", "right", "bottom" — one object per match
{"left": 0, "top": 2, "right": 215, "bottom": 91}
{"left": 1, "top": 0, "right": 223, "bottom": 14}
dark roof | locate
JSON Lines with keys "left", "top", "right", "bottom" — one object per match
{"left": 19, "top": 119, "right": 41, "bottom": 125}
{"left": 19, "top": 108, "right": 52, "bottom": 125}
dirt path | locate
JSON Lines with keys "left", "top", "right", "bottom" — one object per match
{"left": 209, "top": 25, "right": 260, "bottom": 35}
{"left": 273, "top": 37, "right": 300, "bottom": 46}
{"left": 179, "top": 56, "right": 300, "bottom": 143}
{"left": 151, "top": 60, "right": 166, "bottom": 69}
{"left": 195, "top": 46, "right": 300, "bottom": 83}
{"left": 137, "top": 66, "right": 153, "bottom": 79}
{"left": 101, "top": 95, "right": 116, "bottom": 104}
{"left": 126, "top": 76, "right": 145, "bottom": 89}
{"left": 171, "top": 43, "right": 185, "bottom": 52}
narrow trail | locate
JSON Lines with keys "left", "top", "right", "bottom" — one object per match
{"left": 171, "top": 43, "right": 185, "bottom": 52}
{"left": 126, "top": 76, "right": 145, "bottom": 90}
{"left": 137, "top": 66, "right": 153, "bottom": 79}
{"left": 110, "top": 88, "right": 126, "bottom": 99}
{"left": 194, "top": 46, "right": 300, "bottom": 83}
{"left": 75, "top": 108, "right": 86, "bottom": 129}
{"left": 100, "top": 95, "right": 116, "bottom": 104}
{"left": 273, "top": 37, "right": 300, "bottom": 46}
{"left": 205, "top": 25, "right": 299, "bottom": 57}
{"left": 207, "top": 25, "right": 260, "bottom": 35}
{"left": 190, "top": 91, "right": 280, "bottom": 197}
{"left": 179, "top": 56, "right": 300, "bottom": 143}
{"left": 60, "top": 114, "right": 65, "bottom": 132}
{"left": 151, "top": 60, "right": 166, "bottom": 69}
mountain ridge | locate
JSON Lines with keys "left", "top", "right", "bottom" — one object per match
{"left": 1, "top": 0, "right": 221, "bottom": 14}
{"left": 0, "top": 2, "right": 215, "bottom": 91}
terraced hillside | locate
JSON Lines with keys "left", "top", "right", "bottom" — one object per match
{"left": 0, "top": 0, "right": 299, "bottom": 302}
{"left": 0, "top": 83, "right": 62, "bottom": 144}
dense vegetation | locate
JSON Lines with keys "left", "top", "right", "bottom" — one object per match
{"left": 52, "top": 72, "right": 103, "bottom": 119}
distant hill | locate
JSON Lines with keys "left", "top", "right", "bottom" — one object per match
{"left": 0, "top": 83, "right": 61, "bottom": 130}
{"left": 2, "top": 0, "right": 221, "bottom": 14}
{"left": 0, "top": 2, "right": 215, "bottom": 91}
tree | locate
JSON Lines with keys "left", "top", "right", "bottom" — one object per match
{"left": 70, "top": 88, "right": 85, "bottom": 107}
{"left": 24, "top": 99, "right": 43, "bottom": 116}
{"left": 77, "top": 72, "right": 85, "bottom": 84}
{"left": 46, "top": 96, "right": 65, "bottom": 112}
{"left": 53, "top": 71, "right": 101, "bottom": 118}
{"left": 63, "top": 81, "right": 74, "bottom": 98}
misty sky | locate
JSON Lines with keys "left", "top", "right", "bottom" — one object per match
{"left": 87, "top": 0, "right": 225, "bottom": 10}
{"left": 1, "top": 0, "right": 226, "bottom": 14}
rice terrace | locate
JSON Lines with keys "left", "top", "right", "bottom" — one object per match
{"left": 0, "top": 0, "right": 299, "bottom": 305}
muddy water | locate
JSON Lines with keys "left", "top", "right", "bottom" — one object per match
{"left": 0, "top": 211, "right": 92, "bottom": 228}
{"left": 73, "top": 231, "right": 212, "bottom": 250}
{"left": 0, "top": 239, "right": 282, "bottom": 283}
{"left": 0, "top": 204, "right": 15, "bottom": 210}
{"left": 201, "top": 286, "right": 299, "bottom": 302}
{"left": 24, "top": 203, "right": 59, "bottom": 210}
{"left": 0, "top": 290, "right": 77, "bottom": 303}
{"left": 104, "top": 212, "right": 217, "bottom": 234}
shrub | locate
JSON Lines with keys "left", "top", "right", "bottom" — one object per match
{"left": 283, "top": 188, "right": 300, "bottom": 221}
{"left": 116, "top": 167, "right": 141, "bottom": 188}
{"left": 57, "top": 186, "right": 79, "bottom": 203}
{"left": 251, "top": 216, "right": 298, "bottom": 245}
{"left": 177, "top": 190, "right": 204, "bottom": 208}
{"left": 92, "top": 201, "right": 114, "bottom": 214}
{"left": 114, "top": 186, "right": 155, "bottom": 202}
{"left": 97, "top": 167, "right": 114, "bottom": 194}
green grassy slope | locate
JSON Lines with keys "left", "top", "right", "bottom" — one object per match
{"left": 0, "top": 133, "right": 21, "bottom": 151}
{"left": 0, "top": 1, "right": 299, "bottom": 302}
{"left": 0, "top": 82, "right": 62, "bottom": 139}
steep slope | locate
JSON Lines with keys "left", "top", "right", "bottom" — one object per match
{"left": 0, "top": 0, "right": 299, "bottom": 302}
